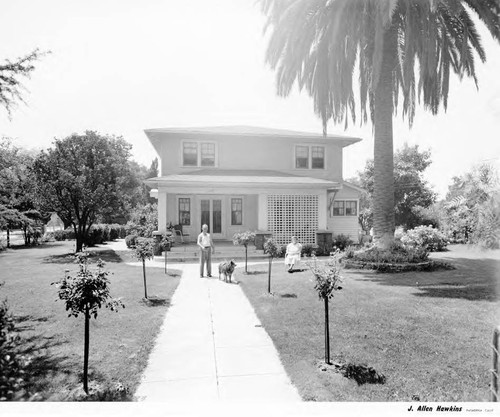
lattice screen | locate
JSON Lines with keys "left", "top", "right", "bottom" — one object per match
{"left": 267, "top": 195, "right": 318, "bottom": 245}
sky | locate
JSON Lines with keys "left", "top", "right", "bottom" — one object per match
{"left": 1, "top": 0, "right": 499, "bottom": 198}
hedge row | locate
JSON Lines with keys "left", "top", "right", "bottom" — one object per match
{"left": 49, "top": 224, "right": 129, "bottom": 246}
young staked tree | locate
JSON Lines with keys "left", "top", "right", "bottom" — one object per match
{"left": 232, "top": 231, "right": 256, "bottom": 273}
{"left": 160, "top": 233, "right": 172, "bottom": 275}
{"left": 134, "top": 238, "right": 155, "bottom": 299}
{"left": 263, "top": 238, "right": 280, "bottom": 294}
{"left": 52, "top": 253, "right": 124, "bottom": 394}
{"left": 261, "top": 0, "right": 500, "bottom": 247}
{"left": 308, "top": 253, "right": 343, "bottom": 365}
{"left": 32, "top": 131, "right": 134, "bottom": 252}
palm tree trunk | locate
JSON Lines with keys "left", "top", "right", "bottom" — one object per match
{"left": 373, "top": 30, "right": 396, "bottom": 249}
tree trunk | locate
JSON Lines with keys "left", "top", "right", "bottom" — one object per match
{"left": 324, "top": 296, "right": 330, "bottom": 364}
{"left": 6, "top": 228, "right": 10, "bottom": 248}
{"left": 373, "top": 30, "right": 396, "bottom": 249}
{"left": 83, "top": 306, "right": 90, "bottom": 394}
{"left": 267, "top": 257, "right": 272, "bottom": 294}
{"left": 143, "top": 260, "right": 148, "bottom": 299}
{"left": 164, "top": 250, "right": 167, "bottom": 274}
{"left": 245, "top": 245, "right": 248, "bottom": 273}
{"left": 76, "top": 236, "right": 84, "bottom": 252}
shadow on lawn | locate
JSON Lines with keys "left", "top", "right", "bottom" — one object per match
{"left": 141, "top": 297, "right": 171, "bottom": 307}
{"left": 15, "top": 329, "right": 73, "bottom": 399}
{"left": 355, "top": 256, "right": 499, "bottom": 302}
{"left": 244, "top": 270, "right": 267, "bottom": 275}
{"left": 9, "top": 242, "right": 63, "bottom": 251}
{"left": 14, "top": 314, "right": 51, "bottom": 331}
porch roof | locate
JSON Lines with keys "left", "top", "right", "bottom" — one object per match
{"left": 145, "top": 170, "right": 340, "bottom": 189}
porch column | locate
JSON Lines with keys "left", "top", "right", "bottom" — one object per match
{"left": 318, "top": 191, "right": 327, "bottom": 230}
{"left": 158, "top": 191, "right": 168, "bottom": 233}
{"left": 257, "top": 193, "right": 268, "bottom": 231}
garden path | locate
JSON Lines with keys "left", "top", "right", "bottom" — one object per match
{"left": 133, "top": 262, "right": 301, "bottom": 402}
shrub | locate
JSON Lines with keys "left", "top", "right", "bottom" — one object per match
{"left": 401, "top": 225, "right": 448, "bottom": 252}
{"left": 346, "top": 243, "right": 429, "bottom": 264}
{"left": 472, "top": 195, "right": 500, "bottom": 249}
{"left": 301, "top": 243, "right": 316, "bottom": 257}
{"left": 332, "top": 234, "right": 354, "bottom": 251}
{"left": 53, "top": 229, "right": 76, "bottom": 241}
{"left": 41, "top": 232, "right": 55, "bottom": 243}
{"left": 126, "top": 204, "right": 158, "bottom": 238}
{"left": 125, "top": 234, "right": 138, "bottom": 248}
{"left": 85, "top": 225, "right": 106, "bottom": 247}
{"left": 0, "top": 288, "right": 28, "bottom": 400}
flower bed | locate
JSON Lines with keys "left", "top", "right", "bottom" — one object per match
{"left": 342, "top": 243, "right": 453, "bottom": 272}
{"left": 343, "top": 259, "right": 453, "bottom": 273}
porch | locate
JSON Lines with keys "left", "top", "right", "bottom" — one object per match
{"left": 146, "top": 169, "right": 340, "bottom": 246}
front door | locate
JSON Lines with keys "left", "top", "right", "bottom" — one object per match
{"left": 200, "top": 198, "right": 224, "bottom": 239}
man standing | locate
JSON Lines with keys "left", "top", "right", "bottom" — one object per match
{"left": 197, "top": 224, "right": 215, "bottom": 278}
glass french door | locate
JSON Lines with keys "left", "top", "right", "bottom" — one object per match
{"left": 200, "top": 198, "right": 223, "bottom": 239}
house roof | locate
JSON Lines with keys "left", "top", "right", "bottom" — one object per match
{"left": 342, "top": 180, "right": 366, "bottom": 193}
{"left": 144, "top": 125, "right": 362, "bottom": 154}
{"left": 145, "top": 170, "right": 341, "bottom": 190}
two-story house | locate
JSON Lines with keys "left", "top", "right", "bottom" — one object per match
{"left": 144, "top": 126, "right": 363, "bottom": 245}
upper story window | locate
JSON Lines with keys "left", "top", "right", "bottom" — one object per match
{"left": 183, "top": 142, "right": 198, "bottom": 166}
{"left": 311, "top": 146, "right": 325, "bottom": 169}
{"left": 182, "top": 141, "right": 216, "bottom": 167}
{"left": 295, "top": 146, "right": 309, "bottom": 168}
{"left": 295, "top": 145, "right": 325, "bottom": 169}
{"left": 200, "top": 143, "right": 215, "bottom": 166}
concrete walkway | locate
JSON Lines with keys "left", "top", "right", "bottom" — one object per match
{"left": 134, "top": 263, "right": 301, "bottom": 402}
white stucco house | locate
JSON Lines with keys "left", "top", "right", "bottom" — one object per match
{"left": 144, "top": 126, "right": 364, "bottom": 245}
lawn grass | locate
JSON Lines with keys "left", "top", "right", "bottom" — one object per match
{"left": 238, "top": 248, "right": 500, "bottom": 401}
{"left": 0, "top": 240, "right": 181, "bottom": 400}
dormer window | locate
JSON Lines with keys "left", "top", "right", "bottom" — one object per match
{"left": 182, "top": 141, "right": 216, "bottom": 167}
{"left": 295, "top": 145, "right": 325, "bottom": 169}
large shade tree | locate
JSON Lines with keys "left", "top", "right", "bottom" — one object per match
{"left": 261, "top": 0, "right": 500, "bottom": 247}
{"left": 357, "top": 143, "right": 436, "bottom": 230}
{"left": 32, "top": 131, "right": 134, "bottom": 251}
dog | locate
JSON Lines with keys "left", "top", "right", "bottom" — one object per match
{"left": 218, "top": 260, "right": 237, "bottom": 283}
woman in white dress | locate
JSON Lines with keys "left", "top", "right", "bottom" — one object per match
{"left": 285, "top": 236, "right": 302, "bottom": 272}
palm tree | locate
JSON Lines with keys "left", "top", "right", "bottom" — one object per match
{"left": 261, "top": 0, "right": 500, "bottom": 247}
